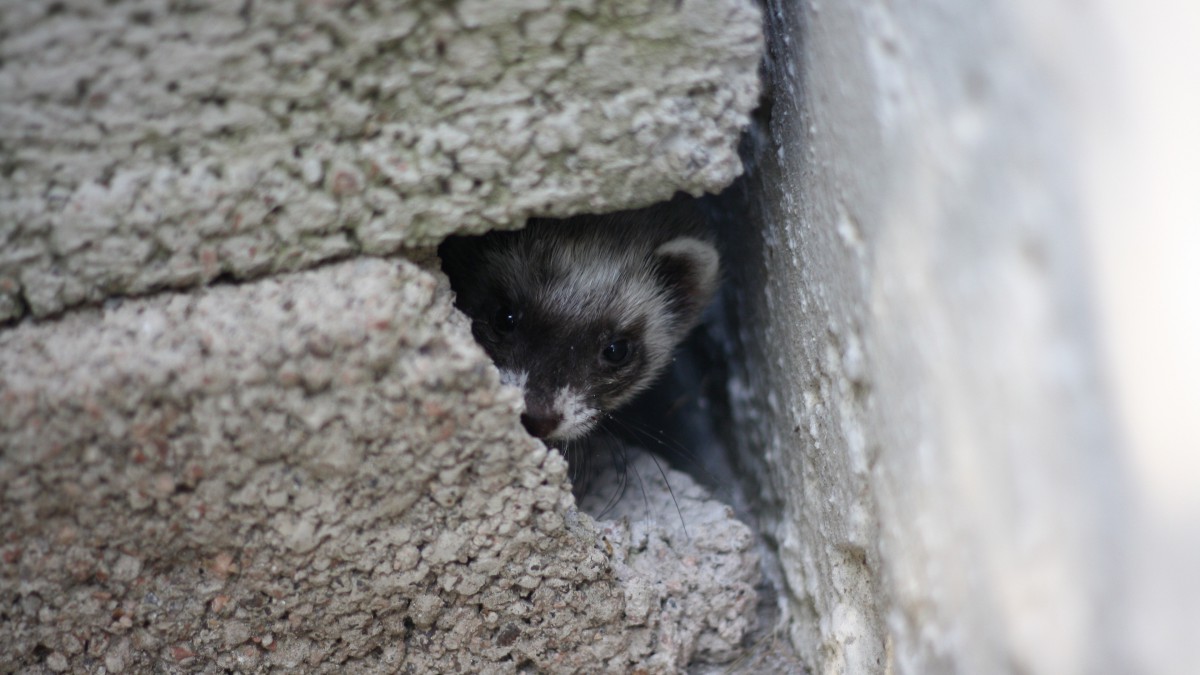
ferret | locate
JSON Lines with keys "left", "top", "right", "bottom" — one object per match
{"left": 439, "top": 197, "right": 720, "bottom": 443}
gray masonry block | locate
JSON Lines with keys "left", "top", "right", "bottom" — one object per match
{"left": 0, "top": 0, "right": 765, "bottom": 672}
{"left": 0, "top": 0, "right": 762, "bottom": 320}
{"left": 715, "top": 1, "right": 1146, "bottom": 673}
{"left": 0, "top": 258, "right": 760, "bottom": 672}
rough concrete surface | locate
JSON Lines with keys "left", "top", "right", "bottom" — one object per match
{"left": 0, "top": 0, "right": 765, "bottom": 671}
{"left": 712, "top": 1, "right": 1126, "bottom": 674}
{"left": 579, "top": 450, "right": 761, "bottom": 668}
{"left": 0, "top": 257, "right": 761, "bottom": 673}
{"left": 0, "top": 0, "right": 762, "bottom": 321}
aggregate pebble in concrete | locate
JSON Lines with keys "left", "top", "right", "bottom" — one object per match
{"left": 580, "top": 450, "right": 762, "bottom": 670}
{"left": 0, "top": 258, "right": 761, "bottom": 673}
{"left": 0, "top": 0, "right": 763, "bottom": 321}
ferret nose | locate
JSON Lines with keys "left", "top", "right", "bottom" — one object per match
{"left": 520, "top": 411, "right": 562, "bottom": 439}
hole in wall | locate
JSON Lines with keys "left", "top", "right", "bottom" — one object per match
{"left": 436, "top": 144, "right": 790, "bottom": 667}
{"left": 436, "top": 193, "right": 741, "bottom": 515}
{"left": 434, "top": 174, "right": 769, "bottom": 521}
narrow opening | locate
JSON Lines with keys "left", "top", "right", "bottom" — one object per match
{"left": 435, "top": 183, "right": 764, "bottom": 518}
{"left": 438, "top": 163, "right": 794, "bottom": 666}
{"left": 436, "top": 193, "right": 737, "bottom": 513}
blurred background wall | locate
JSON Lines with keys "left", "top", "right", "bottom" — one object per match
{"left": 716, "top": 0, "right": 1199, "bottom": 672}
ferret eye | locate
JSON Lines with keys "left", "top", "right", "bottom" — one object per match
{"left": 492, "top": 306, "right": 518, "bottom": 334}
{"left": 601, "top": 339, "right": 631, "bottom": 365}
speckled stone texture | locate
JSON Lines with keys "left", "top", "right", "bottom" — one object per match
{"left": 0, "top": 0, "right": 762, "bottom": 321}
{"left": 0, "top": 258, "right": 761, "bottom": 673}
{"left": 581, "top": 451, "right": 761, "bottom": 669}
{"left": 713, "top": 0, "right": 1125, "bottom": 673}
{"left": 0, "top": 0, "right": 765, "bottom": 670}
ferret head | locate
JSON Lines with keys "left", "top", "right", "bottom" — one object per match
{"left": 441, "top": 216, "right": 719, "bottom": 443}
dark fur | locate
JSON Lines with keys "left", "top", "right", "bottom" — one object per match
{"left": 440, "top": 197, "right": 719, "bottom": 442}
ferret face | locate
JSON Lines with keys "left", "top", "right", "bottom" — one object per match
{"left": 441, "top": 212, "right": 719, "bottom": 443}
{"left": 471, "top": 292, "right": 652, "bottom": 440}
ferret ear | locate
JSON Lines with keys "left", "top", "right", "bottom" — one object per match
{"left": 654, "top": 237, "right": 720, "bottom": 329}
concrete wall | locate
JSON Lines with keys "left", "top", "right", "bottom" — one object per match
{"left": 0, "top": 0, "right": 761, "bottom": 321}
{"left": 6, "top": 0, "right": 1198, "bottom": 673}
{"left": 0, "top": 1, "right": 764, "bottom": 672}
{"left": 719, "top": 1, "right": 1198, "bottom": 674}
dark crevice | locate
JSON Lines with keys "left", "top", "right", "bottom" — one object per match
{"left": 31, "top": 644, "right": 53, "bottom": 661}
{"left": 0, "top": 284, "right": 33, "bottom": 330}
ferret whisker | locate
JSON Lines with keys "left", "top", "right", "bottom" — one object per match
{"left": 591, "top": 419, "right": 661, "bottom": 528}
{"left": 606, "top": 414, "right": 701, "bottom": 469}
{"left": 630, "top": 448, "right": 652, "bottom": 526}
{"left": 598, "top": 416, "right": 694, "bottom": 537}
{"left": 604, "top": 413, "right": 731, "bottom": 504}
{"left": 564, "top": 443, "right": 578, "bottom": 484}
{"left": 643, "top": 444, "right": 689, "bottom": 540}
{"left": 593, "top": 426, "right": 630, "bottom": 520}
{"left": 560, "top": 438, "right": 593, "bottom": 495}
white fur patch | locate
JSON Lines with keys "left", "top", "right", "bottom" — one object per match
{"left": 656, "top": 236, "right": 720, "bottom": 295}
{"left": 476, "top": 216, "right": 719, "bottom": 439}
{"left": 498, "top": 368, "right": 528, "bottom": 392}
{"left": 549, "top": 386, "right": 600, "bottom": 441}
